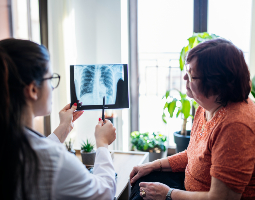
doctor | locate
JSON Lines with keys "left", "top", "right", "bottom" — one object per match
{"left": 0, "top": 38, "right": 116, "bottom": 200}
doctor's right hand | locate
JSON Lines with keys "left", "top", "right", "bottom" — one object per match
{"left": 94, "top": 119, "right": 116, "bottom": 148}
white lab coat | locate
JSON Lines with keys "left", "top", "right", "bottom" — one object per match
{"left": 26, "top": 128, "right": 116, "bottom": 200}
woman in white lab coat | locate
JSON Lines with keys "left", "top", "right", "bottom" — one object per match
{"left": 0, "top": 38, "right": 116, "bottom": 200}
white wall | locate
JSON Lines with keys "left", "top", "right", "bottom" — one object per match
{"left": 48, "top": 0, "right": 125, "bottom": 150}
{"left": 96, "top": 1, "right": 121, "bottom": 63}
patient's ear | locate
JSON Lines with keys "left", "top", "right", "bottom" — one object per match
{"left": 24, "top": 81, "right": 40, "bottom": 101}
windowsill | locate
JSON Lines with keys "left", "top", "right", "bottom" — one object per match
{"left": 167, "top": 145, "right": 176, "bottom": 156}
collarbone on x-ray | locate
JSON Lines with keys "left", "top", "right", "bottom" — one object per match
{"left": 74, "top": 64, "right": 124, "bottom": 105}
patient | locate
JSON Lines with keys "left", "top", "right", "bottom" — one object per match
{"left": 129, "top": 39, "right": 255, "bottom": 200}
{"left": 0, "top": 38, "right": 116, "bottom": 200}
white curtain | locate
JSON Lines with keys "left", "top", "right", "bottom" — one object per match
{"left": 48, "top": 0, "right": 78, "bottom": 146}
{"left": 48, "top": 0, "right": 127, "bottom": 150}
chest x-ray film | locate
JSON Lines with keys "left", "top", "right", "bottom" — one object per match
{"left": 70, "top": 64, "right": 129, "bottom": 110}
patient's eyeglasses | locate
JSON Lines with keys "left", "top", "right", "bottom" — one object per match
{"left": 185, "top": 64, "right": 202, "bottom": 82}
{"left": 42, "top": 73, "right": 61, "bottom": 89}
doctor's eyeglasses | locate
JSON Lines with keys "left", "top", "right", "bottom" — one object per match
{"left": 42, "top": 73, "right": 61, "bottom": 89}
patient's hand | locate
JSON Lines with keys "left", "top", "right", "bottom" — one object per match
{"left": 130, "top": 162, "right": 156, "bottom": 186}
{"left": 54, "top": 103, "right": 84, "bottom": 143}
{"left": 95, "top": 119, "right": 116, "bottom": 148}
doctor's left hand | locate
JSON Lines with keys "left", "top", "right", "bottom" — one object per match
{"left": 54, "top": 103, "right": 84, "bottom": 143}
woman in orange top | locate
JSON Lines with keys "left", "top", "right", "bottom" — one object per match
{"left": 129, "top": 38, "right": 255, "bottom": 200}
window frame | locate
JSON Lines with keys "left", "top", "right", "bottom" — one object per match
{"left": 129, "top": 0, "right": 208, "bottom": 134}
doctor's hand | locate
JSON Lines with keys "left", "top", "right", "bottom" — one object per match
{"left": 95, "top": 119, "right": 116, "bottom": 148}
{"left": 54, "top": 103, "right": 84, "bottom": 143}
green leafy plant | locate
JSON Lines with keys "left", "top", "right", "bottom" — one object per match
{"left": 130, "top": 131, "right": 167, "bottom": 152}
{"left": 179, "top": 32, "right": 219, "bottom": 71}
{"left": 162, "top": 32, "right": 218, "bottom": 136}
{"left": 162, "top": 90, "right": 198, "bottom": 136}
{"left": 81, "top": 139, "right": 95, "bottom": 153}
{"left": 251, "top": 76, "right": 255, "bottom": 98}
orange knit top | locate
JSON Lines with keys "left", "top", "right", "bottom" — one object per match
{"left": 168, "top": 98, "right": 255, "bottom": 199}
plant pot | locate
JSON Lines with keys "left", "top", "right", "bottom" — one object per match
{"left": 149, "top": 151, "right": 167, "bottom": 162}
{"left": 137, "top": 150, "right": 167, "bottom": 162}
{"left": 68, "top": 149, "right": 76, "bottom": 155}
{"left": 81, "top": 150, "right": 96, "bottom": 165}
{"left": 174, "top": 131, "right": 191, "bottom": 153}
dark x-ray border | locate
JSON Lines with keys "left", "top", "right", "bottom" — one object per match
{"left": 70, "top": 64, "right": 129, "bottom": 110}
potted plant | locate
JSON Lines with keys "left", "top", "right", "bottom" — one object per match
{"left": 130, "top": 131, "right": 167, "bottom": 162}
{"left": 162, "top": 32, "right": 218, "bottom": 153}
{"left": 162, "top": 90, "right": 197, "bottom": 153}
{"left": 65, "top": 138, "right": 76, "bottom": 155}
{"left": 80, "top": 139, "right": 96, "bottom": 166}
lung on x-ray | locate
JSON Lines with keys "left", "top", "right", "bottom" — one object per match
{"left": 70, "top": 64, "right": 129, "bottom": 110}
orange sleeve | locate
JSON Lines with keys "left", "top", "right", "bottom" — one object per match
{"left": 168, "top": 150, "right": 188, "bottom": 172}
{"left": 210, "top": 123, "right": 255, "bottom": 193}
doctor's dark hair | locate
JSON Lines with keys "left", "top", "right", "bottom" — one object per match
{"left": 186, "top": 38, "right": 251, "bottom": 106}
{"left": 0, "top": 38, "right": 49, "bottom": 199}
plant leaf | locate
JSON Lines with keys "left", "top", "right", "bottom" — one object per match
{"left": 143, "top": 143, "right": 148, "bottom": 151}
{"left": 192, "top": 37, "right": 199, "bottom": 48}
{"left": 182, "top": 99, "right": 191, "bottom": 119}
{"left": 192, "top": 100, "right": 199, "bottom": 109}
{"left": 168, "top": 99, "right": 177, "bottom": 118}
{"left": 179, "top": 47, "right": 185, "bottom": 71}
{"left": 210, "top": 34, "right": 219, "bottom": 39}
{"left": 81, "top": 139, "right": 94, "bottom": 152}
{"left": 251, "top": 76, "right": 255, "bottom": 94}
{"left": 188, "top": 36, "right": 196, "bottom": 49}
{"left": 251, "top": 91, "right": 255, "bottom": 99}
{"left": 179, "top": 91, "right": 187, "bottom": 99}
{"left": 184, "top": 45, "right": 189, "bottom": 53}
{"left": 179, "top": 32, "right": 219, "bottom": 72}
{"left": 165, "top": 90, "right": 170, "bottom": 99}
{"left": 162, "top": 113, "right": 167, "bottom": 124}
{"left": 176, "top": 108, "right": 181, "bottom": 118}
{"left": 164, "top": 102, "right": 168, "bottom": 109}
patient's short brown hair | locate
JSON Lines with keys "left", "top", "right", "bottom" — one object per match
{"left": 186, "top": 38, "right": 251, "bottom": 106}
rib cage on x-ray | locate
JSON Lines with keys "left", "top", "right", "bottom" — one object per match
{"left": 74, "top": 64, "right": 124, "bottom": 105}
{"left": 100, "top": 65, "right": 113, "bottom": 96}
{"left": 80, "top": 65, "right": 95, "bottom": 96}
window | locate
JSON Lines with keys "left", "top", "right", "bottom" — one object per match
{"left": 138, "top": 0, "right": 194, "bottom": 146}
{"left": 137, "top": 0, "right": 253, "bottom": 147}
{"left": 12, "top": 0, "right": 40, "bottom": 43}
{"left": 12, "top": 0, "right": 43, "bottom": 133}
{"left": 208, "top": 0, "right": 252, "bottom": 63}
